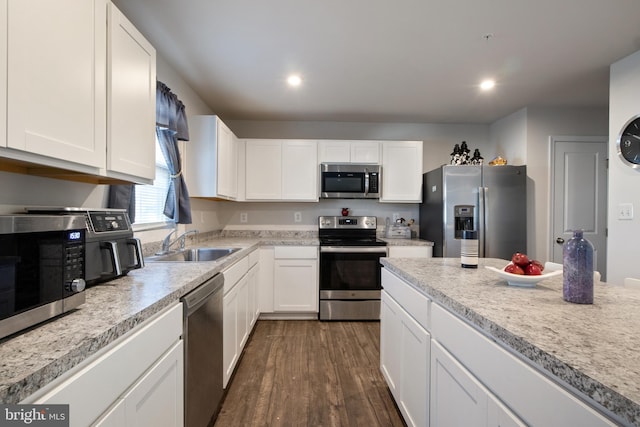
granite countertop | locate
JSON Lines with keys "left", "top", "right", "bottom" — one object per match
{"left": 0, "top": 235, "right": 324, "bottom": 404}
{"left": 381, "top": 257, "right": 640, "bottom": 426}
{"left": 380, "top": 237, "right": 433, "bottom": 246}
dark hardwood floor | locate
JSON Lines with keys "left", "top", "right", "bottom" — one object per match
{"left": 214, "top": 320, "right": 405, "bottom": 427}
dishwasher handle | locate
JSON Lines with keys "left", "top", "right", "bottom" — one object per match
{"left": 182, "top": 273, "right": 224, "bottom": 315}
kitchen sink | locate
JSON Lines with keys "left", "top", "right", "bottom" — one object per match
{"left": 147, "top": 247, "right": 240, "bottom": 262}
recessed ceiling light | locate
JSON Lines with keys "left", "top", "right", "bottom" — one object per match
{"left": 287, "top": 74, "right": 302, "bottom": 87}
{"left": 480, "top": 79, "right": 495, "bottom": 91}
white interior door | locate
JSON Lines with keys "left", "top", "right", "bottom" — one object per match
{"left": 551, "top": 136, "right": 608, "bottom": 280}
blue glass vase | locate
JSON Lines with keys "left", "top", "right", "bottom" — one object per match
{"left": 562, "top": 230, "right": 594, "bottom": 304}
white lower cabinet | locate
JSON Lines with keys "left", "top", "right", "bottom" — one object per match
{"left": 273, "top": 246, "right": 318, "bottom": 313}
{"left": 430, "top": 340, "right": 490, "bottom": 427}
{"left": 23, "top": 303, "right": 183, "bottom": 427}
{"left": 94, "top": 341, "right": 184, "bottom": 427}
{"left": 381, "top": 291, "right": 430, "bottom": 427}
{"left": 222, "top": 252, "right": 259, "bottom": 388}
{"left": 382, "top": 269, "right": 617, "bottom": 427}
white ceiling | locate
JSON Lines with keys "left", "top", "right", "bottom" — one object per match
{"left": 114, "top": 0, "right": 640, "bottom": 124}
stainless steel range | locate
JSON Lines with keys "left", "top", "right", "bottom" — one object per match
{"left": 318, "top": 216, "right": 387, "bottom": 320}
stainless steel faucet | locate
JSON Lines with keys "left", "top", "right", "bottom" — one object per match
{"left": 158, "top": 228, "right": 199, "bottom": 255}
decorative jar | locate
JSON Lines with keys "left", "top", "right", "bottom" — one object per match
{"left": 562, "top": 229, "right": 594, "bottom": 304}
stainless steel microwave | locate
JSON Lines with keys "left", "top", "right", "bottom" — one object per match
{"left": 0, "top": 215, "right": 86, "bottom": 340}
{"left": 320, "top": 163, "right": 381, "bottom": 199}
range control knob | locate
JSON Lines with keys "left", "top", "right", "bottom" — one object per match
{"left": 111, "top": 221, "right": 120, "bottom": 230}
{"left": 67, "top": 278, "right": 86, "bottom": 293}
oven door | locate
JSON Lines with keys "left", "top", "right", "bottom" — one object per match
{"left": 319, "top": 246, "right": 387, "bottom": 320}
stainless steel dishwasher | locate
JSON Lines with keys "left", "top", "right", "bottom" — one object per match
{"left": 182, "top": 273, "right": 224, "bottom": 427}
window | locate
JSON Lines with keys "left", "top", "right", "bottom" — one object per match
{"left": 133, "top": 137, "right": 171, "bottom": 228}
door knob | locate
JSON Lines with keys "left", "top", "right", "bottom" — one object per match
{"left": 556, "top": 237, "right": 565, "bottom": 244}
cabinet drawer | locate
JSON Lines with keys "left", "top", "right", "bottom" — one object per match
{"left": 223, "top": 256, "right": 249, "bottom": 294}
{"left": 381, "top": 268, "right": 430, "bottom": 331}
{"left": 431, "top": 304, "right": 617, "bottom": 427}
{"left": 25, "top": 303, "right": 183, "bottom": 426}
{"left": 248, "top": 249, "right": 260, "bottom": 267}
{"left": 274, "top": 246, "right": 317, "bottom": 259}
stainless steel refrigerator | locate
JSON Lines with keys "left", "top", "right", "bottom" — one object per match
{"left": 419, "top": 165, "right": 527, "bottom": 259}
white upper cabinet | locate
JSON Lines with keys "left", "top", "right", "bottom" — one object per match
{"left": 106, "top": 2, "right": 156, "bottom": 184}
{"left": 245, "top": 139, "right": 282, "bottom": 200}
{"left": 185, "top": 115, "right": 239, "bottom": 200}
{"left": 381, "top": 141, "right": 423, "bottom": 203}
{"left": 318, "top": 140, "right": 380, "bottom": 164}
{"left": 282, "top": 140, "right": 318, "bottom": 200}
{"left": 5, "top": 0, "right": 107, "bottom": 171}
{"left": 245, "top": 139, "right": 318, "bottom": 201}
{"left": 0, "top": 0, "right": 6, "bottom": 149}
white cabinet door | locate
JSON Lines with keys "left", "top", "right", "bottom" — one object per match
{"left": 248, "top": 262, "right": 260, "bottom": 328}
{"left": 351, "top": 141, "right": 380, "bottom": 163}
{"left": 0, "top": 0, "right": 6, "bottom": 148}
{"left": 274, "top": 259, "right": 318, "bottom": 312}
{"left": 381, "top": 141, "right": 423, "bottom": 202}
{"left": 217, "top": 119, "right": 238, "bottom": 199}
{"left": 106, "top": 3, "right": 156, "bottom": 184}
{"left": 237, "top": 275, "right": 250, "bottom": 350}
{"left": 380, "top": 291, "right": 403, "bottom": 399}
{"left": 282, "top": 140, "right": 318, "bottom": 200}
{"left": 318, "top": 140, "right": 351, "bottom": 162}
{"left": 381, "top": 291, "right": 430, "bottom": 427}
{"left": 223, "top": 284, "right": 239, "bottom": 388}
{"left": 318, "top": 140, "right": 379, "bottom": 163}
{"left": 258, "top": 247, "right": 275, "bottom": 313}
{"left": 431, "top": 340, "right": 488, "bottom": 427}
{"left": 185, "top": 115, "right": 238, "bottom": 200}
{"left": 399, "top": 304, "right": 430, "bottom": 427}
{"left": 245, "top": 139, "right": 282, "bottom": 200}
{"left": 122, "top": 341, "right": 184, "bottom": 427}
{"left": 7, "top": 0, "right": 106, "bottom": 169}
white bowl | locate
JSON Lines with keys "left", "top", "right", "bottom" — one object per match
{"left": 485, "top": 265, "right": 562, "bottom": 288}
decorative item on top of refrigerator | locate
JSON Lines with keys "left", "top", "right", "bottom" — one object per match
{"left": 419, "top": 165, "right": 527, "bottom": 259}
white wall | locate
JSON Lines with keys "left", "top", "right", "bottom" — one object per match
{"left": 490, "top": 108, "right": 527, "bottom": 165}
{"left": 607, "top": 50, "right": 640, "bottom": 285}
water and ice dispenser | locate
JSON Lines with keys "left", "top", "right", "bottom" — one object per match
{"left": 454, "top": 205, "right": 475, "bottom": 239}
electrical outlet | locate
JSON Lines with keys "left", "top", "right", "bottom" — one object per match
{"left": 294, "top": 212, "right": 302, "bottom": 223}
{"left": 618, "top": 203, "right": 634, "bottom": 220}
{"left": 240, "top": 212, "right": 248, "bottom": 223}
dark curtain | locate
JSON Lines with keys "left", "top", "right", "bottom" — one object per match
{"left": 108, "top": 185, "right": 136, "bottom": 223}
{"left": 156, "top": 81, "right": 192, "bottom": 224}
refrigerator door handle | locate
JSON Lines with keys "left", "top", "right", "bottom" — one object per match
{"left": 478, "top": 186, "right": 486, "bottom": 258}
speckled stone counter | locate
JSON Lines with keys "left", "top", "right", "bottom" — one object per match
{"left": 380, "top": 237, "right": 433, "bottom": 246}
{"left": 381, "top": 257, "right": 640, "bottom": 426}
{"left": 0, "top": 235, "right": 319, "bottom": 404}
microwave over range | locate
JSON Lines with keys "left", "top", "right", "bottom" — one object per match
{"left": 320, "top": 163, "right": 381, "bottom": 199}
{"left": 0, "top": 215, "right": 87, "bottom": 340}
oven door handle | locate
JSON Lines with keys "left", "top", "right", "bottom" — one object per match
{"left": 320, "top": 246, "right": 388, "bottom": 254}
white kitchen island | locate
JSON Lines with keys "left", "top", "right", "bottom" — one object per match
{"left": 380, "top": 257, "right": 640, "bottom": 427}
